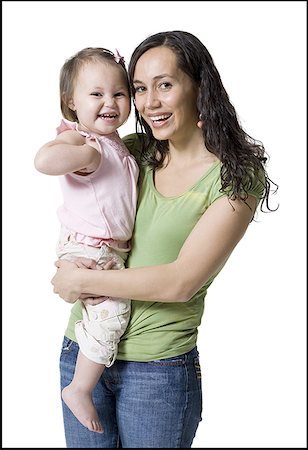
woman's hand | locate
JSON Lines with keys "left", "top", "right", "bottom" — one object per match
{"left": 51, "top": 257, "right": 116, "bottom": 303}
{"left": 70, "top": 257, "right": 101, "bottom": 270}
{"left": 51, "top": 259, "right": 82, "bottom": 303}
{"left": 77, "top": 258, "right": 116, "bottom": 305}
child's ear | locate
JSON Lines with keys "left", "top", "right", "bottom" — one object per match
{"left": 68, "top": 99, "right": 75, "bottom": 111}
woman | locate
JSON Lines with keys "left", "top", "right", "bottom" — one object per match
{"left": 52, "top": 30, "right": 277, "bottom": 448}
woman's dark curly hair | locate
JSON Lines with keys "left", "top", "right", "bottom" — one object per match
{"left": 128, "top": 31, "right": 278, "bottom": 213}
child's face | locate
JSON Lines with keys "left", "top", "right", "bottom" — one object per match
{"left": 69, "top": 60, "right": 130, "bottom": 135}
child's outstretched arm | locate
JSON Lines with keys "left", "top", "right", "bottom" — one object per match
{"left": 34, "top": 130, "right": 100, "bottom": 175}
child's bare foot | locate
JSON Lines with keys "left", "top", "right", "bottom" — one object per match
{"left": 62, "top": 384, "right": 103, "bottom": 433}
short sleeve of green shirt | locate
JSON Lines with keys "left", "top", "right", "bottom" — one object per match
{"left": 209, "top": 166, "right": 265, "bottom": 209}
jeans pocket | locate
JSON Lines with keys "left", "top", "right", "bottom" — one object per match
{"left": 193, "top": 356, "right": 202, "bottom": 381}
{"left": 61, "top": 336, "right": 77, "bottom": 353}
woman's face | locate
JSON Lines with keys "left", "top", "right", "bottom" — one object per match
{"left": 133, "top": 46, "right": 199, "bottom": 143}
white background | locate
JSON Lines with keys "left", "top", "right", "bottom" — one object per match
{"left": 2, "top": 1, "right": 307, "bottom": 448}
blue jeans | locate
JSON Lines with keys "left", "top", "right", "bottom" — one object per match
{"left": 60, "top": 336, "right": 203, "bottom": 448}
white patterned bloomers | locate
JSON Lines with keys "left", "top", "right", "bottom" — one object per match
{"left": 56, "top": 226, "right": 131, "bottom": 367}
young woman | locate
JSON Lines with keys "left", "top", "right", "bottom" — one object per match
{"left": 51, "top": 31, "right": 277, "bottom": 448}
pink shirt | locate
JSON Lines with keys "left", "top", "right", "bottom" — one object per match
{"left": 56, "top": 119, "right": 139, "bottom": 249}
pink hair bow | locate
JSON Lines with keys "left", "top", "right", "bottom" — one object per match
{"left": 114, "top": 49, "right": 125, "bottom": 65}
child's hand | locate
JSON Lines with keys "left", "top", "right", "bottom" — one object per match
{"left": 80, "top": 295, "right": 107, "bottom": 306}
{"left": 79, "top": 138, "right": 101, "bottom": 173}
{"left": 85, "top": 137, "right": 100, "bottom": 152}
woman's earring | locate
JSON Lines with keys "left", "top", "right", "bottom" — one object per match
{"left": 197, "top": 114, "right": 203, "bottom": 129}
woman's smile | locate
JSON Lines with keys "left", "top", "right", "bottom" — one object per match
{"left": 147, "top": 112, "right": 173, "bottom": 128}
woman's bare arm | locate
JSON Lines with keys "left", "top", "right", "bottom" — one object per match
{"left": 34, "top": 130, "right": 100, "bottom": 175}
{"left": 52, "top": 194, "right": 256, "bottom": 303}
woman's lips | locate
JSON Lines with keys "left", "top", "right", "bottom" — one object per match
{"left": 147, "top": 113, "right": 172, "bottom": 128}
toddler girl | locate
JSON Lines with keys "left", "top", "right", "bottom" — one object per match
{"left": 34, "top": 47, "right": 139, "bottom": 433}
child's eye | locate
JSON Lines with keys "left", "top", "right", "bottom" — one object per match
{"left": 115, "top": 92, "right": 126, "bottom": 97}
{"left": 91, "top": 92, "right": 103, "bottom": 97}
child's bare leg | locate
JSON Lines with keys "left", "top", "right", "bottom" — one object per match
{"left": 62, "top": 351, "right": 105, "bottom": 433}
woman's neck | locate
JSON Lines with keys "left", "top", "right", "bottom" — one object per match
{"left": 166, "top": 130, "right": 217, "bottom": 168}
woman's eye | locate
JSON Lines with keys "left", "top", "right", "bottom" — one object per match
{"left": 134, "top": 86, "right": 145, "bottom": 94}
{"left": 159, "top": 82, "right": 172, "bottom": 90}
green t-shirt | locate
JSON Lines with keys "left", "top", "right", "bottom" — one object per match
{"left": 65, "top": 133, "right": 265, "bottom": 361}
